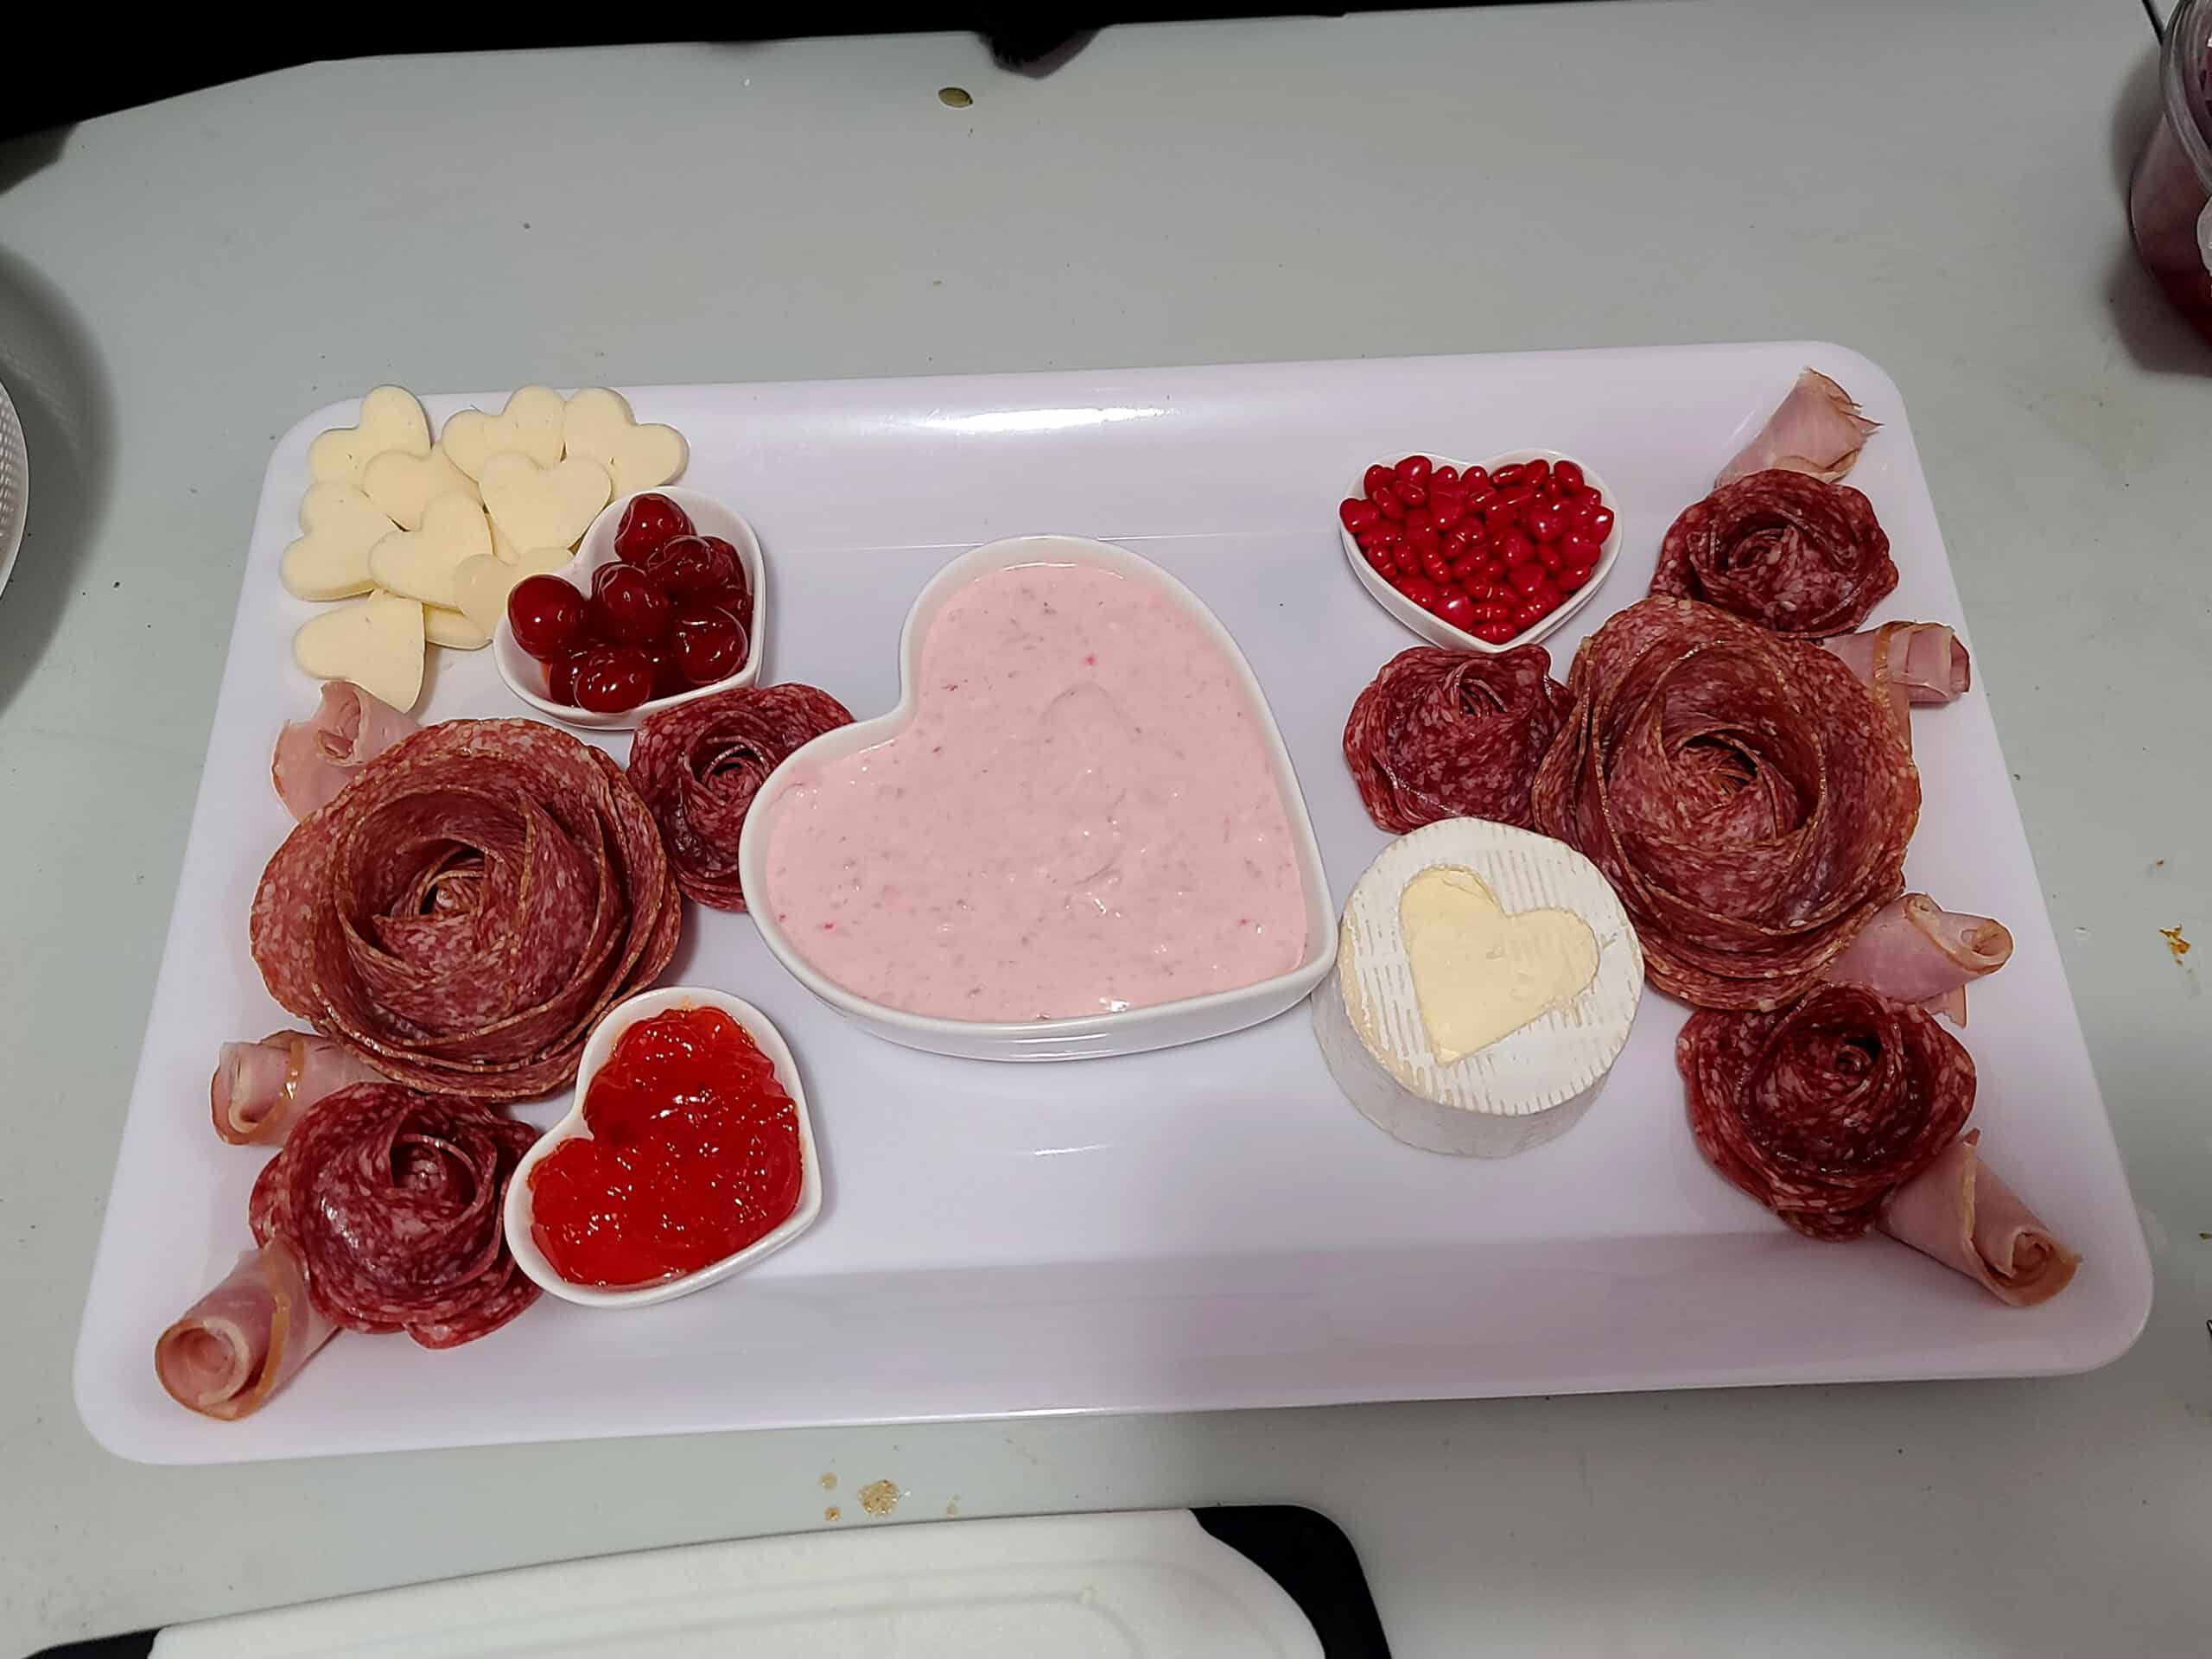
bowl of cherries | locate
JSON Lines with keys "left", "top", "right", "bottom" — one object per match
{"left": 494, "top": 486, "right": 764, "bottom": 729}
{"left": 1338, "top": 449, "right": 1621, "bottom": 657}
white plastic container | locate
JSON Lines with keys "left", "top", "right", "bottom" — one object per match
{"left": 1339, "top": 448, "right": 1623, "bottom": 656}
{"left": 503, "top": 986, "right": 822, "bottom": 1308}
{"left": 738, "top": 534, "right": 1336, "bottom": 1062}
{"left": 493, "top": 485, "right": 765, "bottom": 730}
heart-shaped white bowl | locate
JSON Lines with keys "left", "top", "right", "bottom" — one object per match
{"left": 737, "top": 534, "right": 1336, "bottom": 1063}
{"left": 493, "top": 486, "right": 766, "bottom": 731}
{"left": 1339, "top": 449, "right": 1623, "bottom": 656}
{"left": 503, "top": 986, "right": 822, "bottom": 1308}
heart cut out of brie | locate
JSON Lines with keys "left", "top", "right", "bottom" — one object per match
{"left": 1399, "top": 866, "right": 1599, "bottom": 1064}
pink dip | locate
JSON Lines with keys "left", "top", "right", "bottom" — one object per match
{"left": 765, "top": 561, "right": 1309, "bottom": 1020}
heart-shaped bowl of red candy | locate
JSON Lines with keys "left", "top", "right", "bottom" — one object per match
{"left": 1338, "top": 450, "right": 1621, "bottom": 656}
{"left": 495, "top": 486, "right": 766, "bottom": 730}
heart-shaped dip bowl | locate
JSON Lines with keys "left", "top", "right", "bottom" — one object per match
{"left": 737, "top": 534, "right": 1336, "bottom": 1062}
{"left": 494, "top": 486, "right": 766, "bottom": 731}
{"left": 503, "top": 987, "right": 822, "bottom": 1308}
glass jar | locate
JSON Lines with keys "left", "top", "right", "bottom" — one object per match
{"left": 2130, "top": 0, "right": 2212, "bottom": 341}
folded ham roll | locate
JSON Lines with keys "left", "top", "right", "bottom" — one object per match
{"left": 270, "top": 680, "right": 417, "bottom": 822}
{"left": 1715, "top": 368, "right": 1880, "bottom": 486}
{"left": 211, "top": 1031, "right": 388, "bottom": 1146}
{"left": 1823, "top": 622, "right": 1971, "bottom": 747}
{"left": 1880, "top": 1130, "right": 2080, "bottom": 1306}
{"left": 1825, "top": 893, "right": 2012, "bottom": 1025}
{"left": 154, "top": 1239, "right": 337, "bottom": 1420}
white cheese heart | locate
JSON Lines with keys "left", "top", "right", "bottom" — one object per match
{"left": 363, "top": 444, "right": 480, "bottom": 529}
{"left": 307, "top": 386, "right": 430, "bottom": 486}
{"left": 453, "top": 547, "right": 573, "bottom": 637}
{"left": 1314, "top": 818, "right": 1643, "bottom": 1159}
{"left": 1399, "top": 867, "right": 1599, "bottom": 1063}
{"left": 480, "top": 453, "right": 611, "bottom": 553}
{"left": 366, "top": 494, "right": 493, "bottom": 610}
{"left": 282, "top": 483, "right": 397, "bottom": 601}
{"left": 423, "top": 605, "right": 489, "bottom": 650}
{"left": 563, "top": 388, "right": 689, "bottom": 495}
{"left": 293, "top": 594, "right": 425, "bottom": 711}
{"left": 442, "top": 386, "right": 567, "bottom": 479}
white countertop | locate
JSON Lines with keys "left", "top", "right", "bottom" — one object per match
{"left": 3, "top": 3, "right": 2208, "bottom": 1652}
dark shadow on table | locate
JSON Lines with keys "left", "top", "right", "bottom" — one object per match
{"left": 0, "top": 245, "right": 118, "bottom": 715}
{"left": 0, "top": 126, "right": 68, "bottom": 195}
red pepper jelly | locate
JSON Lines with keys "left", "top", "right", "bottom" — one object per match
{"left": 529, "top": 1007, "right": 803, "bottom": 1287}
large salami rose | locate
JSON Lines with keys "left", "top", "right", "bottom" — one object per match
{"left": 251, "top": 719, "right": 680, "bottom": 1101}
{"left": 1531, "top": 597, "right": 1918, "bottom": 1009}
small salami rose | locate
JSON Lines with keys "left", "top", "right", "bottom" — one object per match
{"left": 1342, "top": 645, "right": 1572, "bottom": 833}
{"left": 1650, "top": 470, "right": 1897, "bottom": 638}
{"left": 626, "top": 683, "right": 855, "bottom": 911}
{"left": 1678, "top": 984, "right": 1975, "bottom": 1241}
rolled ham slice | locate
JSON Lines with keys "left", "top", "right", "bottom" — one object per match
{"left": 1715, "top": 368, "right": 1881, "bottom": 486}
{"left": 270, "top": 680, "right": 417, "bottom": 822}
{"left": 154, "top": 1238, "right": 338, "bottom": 1420}
{"left": 1879, "top": 1130, "right": 2080, "bottom": 1306}
{"left": 1826, "top": 893, "right": 2012, "bottom": 1025}
{"left": 211, "top": 1031, "right": 388, "bottom": 1146}
{"left": 1823, "top": 622, "right": 1971, "bottom": 747}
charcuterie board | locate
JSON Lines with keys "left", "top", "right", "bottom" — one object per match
{"left": 75, "top": 345, "right": 2152, "bottom": 1464}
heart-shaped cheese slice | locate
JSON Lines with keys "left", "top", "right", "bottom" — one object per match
{"left": 480, "top": 453, "right": 610, "bottom": 553}
{"left": 563, "top": 388, "right": 689, "bottom": 495}
{"left": 293, "top": 594, "right": 424, "bottom": 711}
{"left": 307, "top": 386, "right": 430, "bottom": 486}
{"left": 282, "top": 483, "right": 397, "bottom": 601}
{"left": 423, "top": 605, "right": 489, "bottom": 651}
{"left": 443, "top": 386, "right": 567, "bottom": 479}
{"left": 453, "top": 546, "right": 573, "bottom": 636}
{"left": 366, "top": 493, "right": 493, "bottom": 610}
{"left": 1400, "top": 867, "right": 1598, "bottom": 1063}
{"left": 364, "top": 444, "right": 480, "bottom": 529}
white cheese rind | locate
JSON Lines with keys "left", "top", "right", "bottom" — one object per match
{"left": 1313, "top": 817, "right": 1644, "bottom": 1158}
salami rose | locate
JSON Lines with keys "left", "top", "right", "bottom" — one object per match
{"left": 250, "top": 719, "right": 681, "bottom": 1101}
{"left": 626, "top": 683, "right": 855, "bottom": 911}
{"left": 251, "top": 1083, "right": 540, "bottom": 1347}
{"left": 1342, "top": 645, "right": 1572, "bottom": 833}
{"left": 1678, "top": 984, "right": 1975, "bottom": 1241}
{"left": 1531, "top": 598, "right": 1919, "bottom": 1008}
{"left": 1650, "top": 470, "right": 1897, "bottom": 638}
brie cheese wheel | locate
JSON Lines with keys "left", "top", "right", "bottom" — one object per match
{"left": 1313, "top": 817, "right": 1643, "bottom": 1158}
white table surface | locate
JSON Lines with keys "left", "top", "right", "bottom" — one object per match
{"left": 3, "top": 3, "right": 2207, "bottom": 1653}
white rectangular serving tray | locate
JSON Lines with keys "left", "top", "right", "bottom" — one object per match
{"left": 76, "top": 345, "right": 2152, "bottom": 1465}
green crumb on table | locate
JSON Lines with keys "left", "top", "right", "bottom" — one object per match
{"left": 938, "top": 86, "right": 973, "bottom": 107}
